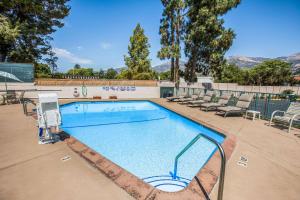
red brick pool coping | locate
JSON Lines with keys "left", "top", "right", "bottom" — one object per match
{"left": 63, "top": 100, "right": 236, "bottom": 200}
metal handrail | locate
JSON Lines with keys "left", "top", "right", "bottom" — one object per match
{"left": 171, "top": 133, "right": 226, "bottom": 200}
{"left": 199, "top": 133, "right": 226, "bottom": 200}
{"left": 171, "top": 134, "right": 202, "bottom": 179}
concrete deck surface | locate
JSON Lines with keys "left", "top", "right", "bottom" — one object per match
{"left": 0, "top": 104, "right": 134, "bottom": 200}
{"left": 1, "top": 99, "right": 300, "bottom": 200}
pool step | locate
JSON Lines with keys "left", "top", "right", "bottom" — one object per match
{"left": 143, "top": 175, "right": 191, "bottom": 192}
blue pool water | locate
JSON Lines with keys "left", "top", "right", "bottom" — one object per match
{"left": 60, "top": 101, "right": 224, "bottom": 191}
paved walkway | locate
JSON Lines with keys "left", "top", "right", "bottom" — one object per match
{"left": 1, "top": 100, "right": 300, "bottom": 200}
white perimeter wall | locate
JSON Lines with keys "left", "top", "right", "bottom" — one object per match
{"left": 0, "top": 83, "right": 160, "bottom": 99}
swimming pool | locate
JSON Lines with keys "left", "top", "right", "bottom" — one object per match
{"left": 60, "top": 101, "right": 225, "bottom": 192}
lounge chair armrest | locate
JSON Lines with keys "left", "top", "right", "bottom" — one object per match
{"left": 269, "top": 110, "right": 286, "bottom": 125}
{"left": 291, "top": 114, "right": 300, "bottom": 121}
{"left": 271, "top": 110, "right": 285, "bottom": 117}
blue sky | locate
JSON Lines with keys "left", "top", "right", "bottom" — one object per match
{"left": 52, "top": 0, "right": 300, "bottom": 72}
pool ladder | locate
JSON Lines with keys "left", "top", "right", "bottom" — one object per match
{"left": 144, "top": 133, "right": 226, "bottom": 200}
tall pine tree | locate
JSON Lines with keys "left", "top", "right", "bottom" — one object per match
{"left": 184, "top": 0, "right": 240, "bottom": 82}
{"left": 158, "top": 0, "right": 185, "bottom": 86}
{"left": 124, "top": 23, "right": 153, "bottom": 80}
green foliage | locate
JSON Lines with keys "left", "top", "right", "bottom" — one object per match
{"left": 34, "top": 63, "right": 52, "bottom": 78}
{"left": 94, "top": 69, "right": 105, "bottom": 78}
{"left": 0, "top": 14, "right": 19, "bottom": 61}
{"left": 280, "top": 89, "right": 296, "bottom": 100}
{"left": 74, "top": 64, "right": 81, "bottom": 69}
{"left": 52, "top": 72, "right": 65, "bottom": 79}
{"left": 159, "top": 71, "right": 171, "bottom": 80}
{"left": 218, "top": 60, "right": 293, "bottom": 86}
{"left": 105, "top": 68, "right": 117, "bottom": 79}
{"left": 133, "top": 72, "right": 153, "bottom": 80}
{"left": 249, "top": 60, "right": 292, "bottom": 85}
{"left": 0, "top": 0, "right": 70, "bottom": 64}
{"left": 116, "top": 69, "right": 133, "bottom": 80}
{"left": 67, "top": 68, "right": 94, "bottom": 76}
{"left": 158, "top": 0, "right": 185, "bottom": 84}
{"left": 124, "top": 23, "right": 155, "bottom": 80}
{"left": 218, "top": 63, "right": 245, "bottom": 84}
{"left": 184, "top": 0, "right": 241, "bottom": 82}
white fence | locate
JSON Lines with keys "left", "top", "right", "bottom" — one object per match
{"left": 0, "top": 83, "right": 160, "bottom": 99}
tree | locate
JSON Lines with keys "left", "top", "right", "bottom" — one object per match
{"left": 67, "top": 68, "right": 94, "bottom": 76}
{"left": 124, "top": 23, "right": 154, "bottom": 79}
{"left": 0, "top": 0, "right": 70, "bottom": 64}
{"left": 250, "top": 60, "right": 292, "bottom": 85}
{"left": 184, "top": 0, "right": 241, "bottom": 82}
{"left": 158, "top": 0, "right": 185, "bottom": 86}
{"left": 217, "top": 63, "right": 245, "bottom": 84}
{"left": 105, "top": 68, "right": 117, "bottom": 79}
{"left": 74, "top": 64, "right": 81, "bottom": 69}
{"left": 45, "top": 49, "right": 58, "bottom": 73}
{"left": 116, "top": 69, "right": 133, "bottom": 80}
{"left": 217, "top": 60, "right": 293, "bottom": 86}
{"left": 34, "top": 63, "right": 52, "bottom": 78}
{"left": 94, "top": 69, "right": 105, "bottom": 79}
{"left": 0, "top": 14, "right": 19, "bottom": 62}
{"left": 159, "top": 71, "right": 171, "bottom": 80}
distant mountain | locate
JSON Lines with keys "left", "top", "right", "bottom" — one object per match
{"left": 114, "top": 60, "right": 186, "bottom": 73}
{"left": 152, "top": 60, "right": 186, "bottom": 73}
{"left": 228, "top": 52, "right": 300, "bottom": 72}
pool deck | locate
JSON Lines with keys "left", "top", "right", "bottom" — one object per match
{"left": 1, "top": 98, "right": 300, "bottom": 200}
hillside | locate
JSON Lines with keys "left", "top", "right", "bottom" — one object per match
{"left": 227, "top": 52, "right": 300, "bottom": 72}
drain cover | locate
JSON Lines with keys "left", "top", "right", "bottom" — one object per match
{"left": 237, "top": 155, "right": 248, "bottom": 167}
{"left": 61, "top": 155, "right": 71, "bottom": 162}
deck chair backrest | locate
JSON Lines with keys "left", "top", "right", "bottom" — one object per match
{"left": 218, "top": 93, "right": 231, "bottom": 105}
{"left": 285, "top": 102, "right": 300, "bottom": 118}
{"left": 236, "top": 94, "right": 253, "bottom": 109}
{"left": 203, "top": 91, "right": 214, "bottom": 102}
{"left": 197, "top": 91, "right": 205, "bottom": 98}
{"left": 191, "top": 94, "right": 198, "bottom": 99}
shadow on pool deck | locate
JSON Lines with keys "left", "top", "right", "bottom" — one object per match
{"left": 0, "top": 99, "right": 300, "bottom": 200}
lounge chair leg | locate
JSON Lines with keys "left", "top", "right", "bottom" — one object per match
{"left": 288, "top": 121, "right": 293, "bottom": 133}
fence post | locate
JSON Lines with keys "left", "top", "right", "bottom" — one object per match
{"left": 266, "top": 94, "right": 271, "bottom": 118}
{"left": 254, "top": 93, "right": 258, "bottom": 111}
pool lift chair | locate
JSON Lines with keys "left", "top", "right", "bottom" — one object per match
{"left": 37, "top": 93, "right": 61, "bottom": 144}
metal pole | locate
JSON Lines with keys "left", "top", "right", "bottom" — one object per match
{"left": 199, "top": 133, "right": 226, "bottom": 200}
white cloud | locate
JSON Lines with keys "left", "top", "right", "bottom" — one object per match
{"left": 100, "top": 42, "right": 112, "bottom": 50}
{"left": 77, "top": 46, "right": 83, "bottom": 51}
{"left": 53, "top": 47, "right": 92, "bottom": 64}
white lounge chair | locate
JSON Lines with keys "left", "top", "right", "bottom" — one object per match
{"left": 269, "top": 102, "right": 300, "bottom": 133}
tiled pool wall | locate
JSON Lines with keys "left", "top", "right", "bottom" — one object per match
{"left": 63, "top": 100, "right": 236, "bottom": 200}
